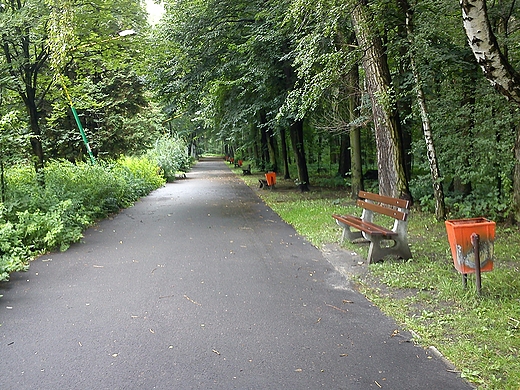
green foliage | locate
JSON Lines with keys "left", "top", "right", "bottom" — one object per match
{"left": 46, "top": 71, "right": 164, "bottom": 161}
{"left": 115, "top": 155, "right": 167, "bottom": 198}
{"left": 0, "top": 157, "right": 165, "bottom": 281}
{"left": 145, "top": 135, "right": 192, "bottom": 181}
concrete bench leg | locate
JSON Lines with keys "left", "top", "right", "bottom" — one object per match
{"left": 366, "top": 235, "right": 412, "bottom": 264}
{"left": 335, "top": 220, "right": 363, "bottom": 242}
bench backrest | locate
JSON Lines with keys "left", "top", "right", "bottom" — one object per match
{"left": 357, "top": 190, "right": 410, "bottom": 221}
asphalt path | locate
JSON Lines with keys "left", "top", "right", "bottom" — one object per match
{"left": 1, "top": 158, "right": 473, "bottom": 389}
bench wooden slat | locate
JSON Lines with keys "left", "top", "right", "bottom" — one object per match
{"left": 332, "top": 190, "right": 412, "bottom": 264}
{"left": 332, "top": 214, "right": 397, "bottom": 237}
{"left": 359, "top": 190, "right": 410, "bottom": 209}
{"left": 357, "top": 199, "right": 407, "bottom": 221}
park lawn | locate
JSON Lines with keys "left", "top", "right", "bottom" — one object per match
{"left": 236, "top": 167, "right": 520, "bottom": 390}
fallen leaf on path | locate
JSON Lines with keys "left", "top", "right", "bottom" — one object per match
{"left": 184, "top": 295, "right": 201, "bottom": 306}
{"left": 326, "top": 304, "right": 348, "bottom": 313}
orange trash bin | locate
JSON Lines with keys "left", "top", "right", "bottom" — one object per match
{"left": 265, "top": 172, "right": 276, "bottom": 188}
{"left": 445, "top": 217, "right": 495, "bottom": 274}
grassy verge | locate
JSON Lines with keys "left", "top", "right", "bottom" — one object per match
{"left": 235, "top": 166, "right": 520, "bottom": 390}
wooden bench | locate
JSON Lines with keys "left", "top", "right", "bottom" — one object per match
{"left": 332, "top": 190, "right": 412, "bottom": 264}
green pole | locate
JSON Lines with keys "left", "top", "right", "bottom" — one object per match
{"left": 60, "top": 75, "right": 96, "bottom": 164}
{"left": 70, "top": 106, "right": 96, "bottom": 165}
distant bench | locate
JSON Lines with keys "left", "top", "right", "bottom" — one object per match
{"left": 332, "top": 190, "right": 412, "bottom": 264}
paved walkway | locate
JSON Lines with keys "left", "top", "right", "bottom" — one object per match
{"left": 1, "top": 158, "right": 473, "bottom": 389}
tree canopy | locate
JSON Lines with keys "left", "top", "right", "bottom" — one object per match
{"left": 0, "top": 0, "right": 519, "bottom": 221}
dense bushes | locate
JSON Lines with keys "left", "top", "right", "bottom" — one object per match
{"left": 146, "top": 135, "right": 193, "bottom": 182}
{"left": 0, "top": 157, "right": 167, "bottom": 281}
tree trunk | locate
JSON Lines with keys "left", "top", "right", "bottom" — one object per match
{"left": 258, "top": 112, "right": 269, "bottom": 171}
{"left": 514, "top": 126, "right": 520, "bottom": 223}
{"left": 290, "top": 119, "right": 310, "bottom": 191}
{"left": 266, "top": 126, "right": 279, "bottom": 173}
{"left": 402, "top": 0, "right": 446, "bottom": 220}
{"left": 338, "top": 132, "right": 351, "bottom": 178}
{"left": 280, "top": 127, "right": 291, "bottom": 179}
{"left": 460, "top": 0, "right": 520, "bottom": 104}
{"left": 26, "top": 95, "right": 45, "bottom": 178}
{"left": 351, "top": 1, "right": 410, "bottom": 199}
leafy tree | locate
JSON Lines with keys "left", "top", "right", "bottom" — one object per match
{"left": 0, "top": 0, "right": 51, "bottom": 174}
{"left": 460, "top": 0, "right": 520, "bottom": 222}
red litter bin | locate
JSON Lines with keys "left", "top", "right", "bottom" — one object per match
{"left": 445, "top": 218, "right": 495, "bottom": 274}
{"left": 265, "top": 172, "right": 276, "bottom": 188}
{"left": 445, "top": 218, "right": 495, "bottom": 294}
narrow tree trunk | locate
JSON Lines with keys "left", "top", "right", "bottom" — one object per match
{"left": 514, "top": 126, "right": 520, "bottom": 223}
{"left": 27, "top": 97, "right": 45, "bottom": 181}
{"left": 290, "top": 119, "right": 310, "bottom": 191}
{"left": 259, "top": 112, "right": 269, "bottom": 171}
{"left": 338, "top": 132, "right": 351, "bottom": 178}
{"left": 266, "top": 126, "right": 279, "bottom": 173}
{"left": 402, "top": 0, "right": 446, "bottom": 220}
{"left": 280, "top": 127, "right": 290, "bottom": 179}
{"left": 351, "top": 1, "right": 410, "bottom": 199}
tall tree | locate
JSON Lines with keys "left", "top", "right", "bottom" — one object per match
{"left": 46, "top": 0, "right": 152, "bottom": 160}
{"left": 351, "top": 0, "right": 410, "bottom": 199}
{"left": 0, "top": 0, "right": 50, "bottom": 173}
{"left": 400, "top": 0, "right": 446, "bottom": 220}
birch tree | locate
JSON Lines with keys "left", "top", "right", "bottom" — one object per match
{"left": 400, "top": 0, "right": 446, "bottom": 220}
{"left": 460, "top": 0, "right": 520, "bottom": 222}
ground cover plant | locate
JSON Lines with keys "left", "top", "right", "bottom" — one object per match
{"left": 0, "top": 157, "right": 167, "bottom": 282}
{"left": 235, "top": 164, "right": 520, "bottom": 389}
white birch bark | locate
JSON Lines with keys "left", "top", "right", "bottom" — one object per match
{"left": 460, "top": 0, "right": 520, "bottom": 104}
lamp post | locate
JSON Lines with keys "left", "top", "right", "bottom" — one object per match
{"left": 61, "top": 29, "right": 137, "bottom": 164}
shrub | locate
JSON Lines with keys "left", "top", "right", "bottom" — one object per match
{"left": 0, "top": 156, "right": 166, "bottom": 281}
{"left": 146, "top": 135, "right": 191, "bottom": 181}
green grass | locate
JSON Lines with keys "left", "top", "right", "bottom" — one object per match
{"left": 235, "top": 167, "right": 520, "bottom": 389}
